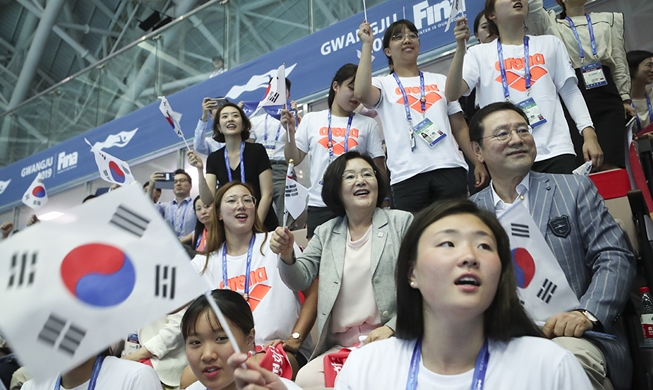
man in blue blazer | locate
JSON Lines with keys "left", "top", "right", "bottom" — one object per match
{"left": 468, "top": 102, "right": 635, "bottom": 390}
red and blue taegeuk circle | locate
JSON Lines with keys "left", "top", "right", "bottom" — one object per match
{"left": 60, "top": 243, "right": 136, "bottom": 307}
{"left": 511, "top": 247, "right": 536, "bottom": 289}
{"left": 31, "top": 186, "right": 46, "bottom": 198}
{"left": 109, "top": 161, "right": 126, "bottom": 183}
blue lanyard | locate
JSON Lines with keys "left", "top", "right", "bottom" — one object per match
{"left": 566, "top": 14, "right": 598, "bottom": 64}
{"left": 405, "top": 339, "right": 489, "bottom": 390}
{"left": 221, "top": 234, "right": 256, "bottom": 299}
{"left": 170, "top": 200, "right": 190, "bottom": 237}
{"left": 326, "top": 110, "right": 354, "bottom": 162}
{"left": 497, "top": 36, "right": 531, "bottom": 100}
{"left": 224, "top": 141, "right": 246, "bottom": 183}
{"left": 392, "top": 72, "right": 426, "bottom": 124}
{"left": 263, "top": 114, "right": 282, "bottom": 147}
{"left": 632, "top": 92, "right": 653, "bottom": 131}
{"left": 55, "top": 355, "right": 104, "bottom": 390}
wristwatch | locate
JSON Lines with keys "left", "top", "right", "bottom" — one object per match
{"left": 573, "top": 309, "right": 603, "bottom": 332}
{"left": 291, "top": 332, "right": 301, "bottom": 341}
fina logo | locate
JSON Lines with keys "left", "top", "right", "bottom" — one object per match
{"left": 0, "top": 179, "right": 10, "bottom": 195}
{"left": 413, "top": 0, "right": 466, "bottom": 30}
{"left": 225, "top": 64, "right": 297, "bottom": 100}
{"left": 57, "top": 150, "right": 78, "bottom": 173}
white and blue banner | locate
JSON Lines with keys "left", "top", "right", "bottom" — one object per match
{"left": 0, "top": 0, "right": 557, "bottom": 212}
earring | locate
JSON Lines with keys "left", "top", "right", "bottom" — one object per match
{"left": 410, "top": 281, "right": 416, "bottom": 288}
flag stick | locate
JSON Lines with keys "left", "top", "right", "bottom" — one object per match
{"left": 282, "top": 159, "right": 295, "bottom": 229}
{"left": 363, "top": 0, "right": 367, "bottom": 21}
{"left": 203, "top": 290, "right": 247, "bottom": 368}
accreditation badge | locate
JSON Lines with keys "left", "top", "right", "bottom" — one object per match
{"left": 412, "top": 117, "right": 447, "bottom": 147}
{"left": 581, "top": 62, "right": 608, "bottom": 89}
{"left": 517, "top": 97, "right": 547, "bottom": 128}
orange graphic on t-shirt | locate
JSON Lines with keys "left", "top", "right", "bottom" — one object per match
{"left": 317, "top": 126, "right": 360, "bottom": 155}
{"left": 220, "top": 266, "right": 271, "bottom": 311}
{"left": 494, "top": 53, "right": 548, "bottom": 92}
{"left": 394, "top": 84, "right": 442, "bottom": 113}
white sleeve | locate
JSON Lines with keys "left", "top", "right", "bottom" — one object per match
{"left": 141, "top": 309, "right": 186, "bottom": 359}
{"left": 364, "top": 120, "right": 385, "bottom": 158}
{"left": 126, "top": 364, "right": 166, "bottom": 390}
{"left": 193, "top": 119, "right": 211, "bottom": 155}
{"left": 559, "top": 78, "right": 594, "bottom": 134}
{"left": 553, "top": 351, "right": 594, "bottom": 389}
{"left": 446, "top": 99, "right": 463, "bottom": 116}
{"left": 525, "top": 0, "right": 556, "bottom": 35}
{"left": 294, "top": 114, "right": 311, "bottom": 154}
{"left": 461, "top": 48, "right": 480, "bottom": 96}
{"left": 371, "top": 77, "right": 385, "bottom": 109}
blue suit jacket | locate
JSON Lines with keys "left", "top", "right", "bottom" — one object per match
{"left": 471, "top": 172, "right": 635, "bottom": 388}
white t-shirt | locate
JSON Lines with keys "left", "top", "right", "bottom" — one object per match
{"left": 463, "top": 35, "right": 578, "bottom": 161}
{"left": 251, "top": 114, "right": 287, "bottom": 161}
{"left": 335, "top": 336, "right": 591, "bottom": 389}
{"left": 295, "top": 110, "right": 385, "bottom": 207}
{"left": 186, "top": 377, "right": 302, "bottom": 390}
{"left": 190, "top": 233, "right": 312, "bottom": 359}
{"left": 372, "top": 72, "right": 468, "bottom": 185}
{"left": 21, "top": 356, "right": 162, "bottom": 390}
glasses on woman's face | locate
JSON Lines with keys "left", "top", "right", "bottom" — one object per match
{"left": 222, "top": 195, "right": 257, "bottom": 208}
{"left": 342, "top": 168, "right": 376, "bottom": 183}
{"left": 484, "top": 125, "right": 533, "bottom": 143}
{"left": 391, "top": 32, "right": 419, "bottom": 41}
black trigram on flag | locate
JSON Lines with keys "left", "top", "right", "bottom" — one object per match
{"left": 155, "top": 265, "right": 176, "bottom": 299}
{"left": 511, "top": 223, "right": 530, "bottom": 238}
{"left": 110, "top": 204, "right": 150, "bottom": 237}
{"left": 537, "top": 278, "right": 557, "bottom": 303}
{"left": 8, "top": 252, "right": 37, "bottom": 289}
{"left": 285, "top": 184, "right": 298, "bottom": 197}
{"left": 37, "top": 314, "right": 86, "bottom": 355}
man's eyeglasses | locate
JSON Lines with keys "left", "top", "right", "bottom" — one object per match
{"left": 222, "top": 195, "right": 257, "bottom": 208}
{"left": 484, "top": 126, "right": 533, "bottom": 143}
{"left": 174, "top": 178, "right": 189, "bottom": 184}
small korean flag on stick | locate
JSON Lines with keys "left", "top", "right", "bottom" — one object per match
{"left": 283, "top": 159, "right": 308, "bottom": 227}
{"left": 0, "top": 185, "right": 209, "bottom": 381}
{"left": 22, "top": 173, "right": 48, "bottom": 210}
{"left": 252, "top": 64, "right": 286, "bottom": 118}
{"left": 85, "top": 139, "right": 135, "bottom": 186}
{"left": 445, "top": 0, "right": 466, "bottom": 32}
{"left": 158, "top": 96, "right": 191, "bottom": 149}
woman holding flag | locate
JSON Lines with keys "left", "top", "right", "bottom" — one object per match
{"left": 270, "top": 151, "right": 413, "bottom": 388}
{"left": 188, "top": 102, "right": 277, "bottom": 232}
{"left": 281, "top": 63, "right": 386, "bottom": 239}
{"left": 189, "top": 181, "right": 317, "bottom": 377}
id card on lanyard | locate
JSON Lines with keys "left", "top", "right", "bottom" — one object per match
{"left": 405, "top": 339, "right": 489, "bottom": 390}
{"left": 264, "top": 114, "right": 282, "bottom": 159}
{"left": 224, "top": 141, "right": 246, "bottom": 183}
{"left": 497, "top": 37, "right": 547, "bottom": 128}
{"left": 170, "top": 200, "right": 190, "bottom": 237}
{"left": 566, "top": 14, "right": 607, "bottom": 90}
{"left": 631, "top": 93, "right": 653, "bottom": 132}
{"left": 221, "top": 234, "right": 256, "bottom": 300}
{"left": 393, "top": 72, "right": 446, "bottom": 151}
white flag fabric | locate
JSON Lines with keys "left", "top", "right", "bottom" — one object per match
{"left": 0, "top": 185, "right": 209, "bottom": 381}
{"left": 499, "top": 203, "right": 580, "bottom": 323}
{"left": 0, "top": 179, "right": 12, "bottom": 195}
{"left": 22, "top": 173, "right": 48, "bottom": 210}
{"left": 85, "top": 138, "right": 135, "bottom": 186}
{"left": 257, "top": 64, "right": 286, "bottom": 109}
{"left": 284, "top": 176, "right": 308, "bottom": 220}
{"left": 158, "top": 96, "right": 184, "bottom": 138}
{"left": 444, "top": 0, "right": 465, "bottom": 32}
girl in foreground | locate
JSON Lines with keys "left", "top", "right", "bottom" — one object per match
{"left": 225, "top": 199, "right": 591, "bottom": 389}
{"left": 182, "top": 289, "right": 301, "bottom": 390}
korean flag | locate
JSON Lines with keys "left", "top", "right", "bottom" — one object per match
{"left": 85, "top": 138, "right": 135, "bottom": 186}
{"left": 0, "top": 185, "right": 209, "bottom": 381}
{"left": 22, "top": 173, "right": 48, "bottom": 210}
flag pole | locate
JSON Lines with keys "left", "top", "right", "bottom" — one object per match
{"left": 282, "top": 159, "right": 295, "bottom": 229}
{"left": 363, "top": 0, "right": 367, "bottom": 21}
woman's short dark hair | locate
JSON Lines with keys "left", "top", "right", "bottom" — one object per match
{"left": 627, "top": 50, "right": 653, "bottom": 79}
{"left": 328, "top": 64, "right": 358, "bottom": 109}
{"left": 484, "top": 0, "right": 501, "bottom": 38}
{"left": 192, "top": 195, "right": 206, "bottom": 251}
{"left": 201, "top": 182, "right": 267, "bottom": 274}
{"left": 321, "top": 151, "right": 388, "bottom": 217}
{"left": 395, "top": 198, "right": 542, "bottom": 342}
{"left": 181, "top": 289, "right": 254, "bottom": 340}
{"left": 212, "top": 102, "right": 251, "bottom": 142}
{"left": 383, "top": 20, "right": 419, "bottom": 71}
